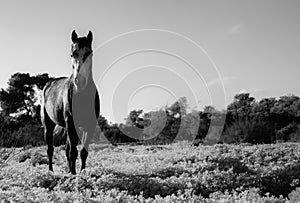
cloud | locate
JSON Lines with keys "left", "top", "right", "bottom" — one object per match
{"left": 206, "top": 76, "right": 237, "bottom": 87}
{"left": 228, "top": 24, "right": 244, "bottom": 35}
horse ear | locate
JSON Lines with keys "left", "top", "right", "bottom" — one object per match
{"left": 71, "top": 30, "right": 78, "bottom": 43}
{"left": 87, "top": 31, "right": 93, "bottom": 42}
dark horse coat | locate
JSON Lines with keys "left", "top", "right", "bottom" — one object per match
{"left": 41, "top": 31, "right": 100, "bottom": 174}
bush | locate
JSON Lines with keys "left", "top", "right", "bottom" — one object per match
{"left": 0, "top": 120, "right": 44, "bottom": 147}
{"left": 1, "top": 143, "right": 300, "bottom": 202}
{"left": 222, "top": 120, "right": 275, "bottom": 144}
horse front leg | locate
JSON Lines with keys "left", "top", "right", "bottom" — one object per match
{"left": 66, "top": 116, "right": 78, "bottom": 174}
{"left": 80, "top": 130, "right": 92, "bottom": 171}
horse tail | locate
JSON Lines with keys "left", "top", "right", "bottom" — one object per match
{"left": 53, "top": 125, "right": 66, "bottom": 146}
{"left": 54, "top": 125, "right": 66, "bottom": 137}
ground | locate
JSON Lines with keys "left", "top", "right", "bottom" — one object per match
{"left": 1, "top": 142, "right": 300, "bottom": 202}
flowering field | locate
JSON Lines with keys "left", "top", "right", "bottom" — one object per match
{"left": 1, "top": 142, "right": 300, "bottom": 202}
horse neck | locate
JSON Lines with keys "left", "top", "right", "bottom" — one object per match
{"left": 86, "top": 64, "right": 95, "bottom": 87}
{"left": 73, "top": 65, "right": 96, "bottom": 94}
{"left": 71, "top": 60, "right": 95, "bottom": 84}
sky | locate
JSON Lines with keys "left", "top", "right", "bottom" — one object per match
{"left": 0, "top": 0, "right": 299, "bottom": 123}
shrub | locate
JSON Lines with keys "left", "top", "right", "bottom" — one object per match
{"left": 222, "top": 120, "right": 275, "bottom": 144}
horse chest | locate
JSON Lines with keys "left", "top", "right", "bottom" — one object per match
{"left": 71, "top": 91, "right": 96, "bottom": 124}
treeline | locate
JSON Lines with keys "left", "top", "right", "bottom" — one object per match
{"left": 223, "top": 93, "right": 300, "bottom": 143}
{"left": 109, "top": 93, "right": 300, "bottom": 145}
{"left": 0, "top": 72, "right": 300, "bottom": 147}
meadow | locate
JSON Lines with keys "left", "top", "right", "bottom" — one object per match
{"left": 1, "top": 142, "right": 300, "bottom": 202}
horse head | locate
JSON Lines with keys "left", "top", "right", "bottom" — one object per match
{"left": 70, "top": 30, "right": 93, "bottom": 91}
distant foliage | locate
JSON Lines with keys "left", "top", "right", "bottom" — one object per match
{"left": 0, "top": 73, "right": 52, "bottom": 117}
{"left": 0, "top": 73, "right": 52, "bottom": 147}
{"left": 222, "top": 93, "right": 300, "bottom": 144}
{"left": 1, "top": 72, "right": 300, "bottom": 147}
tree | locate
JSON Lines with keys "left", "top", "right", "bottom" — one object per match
{"left": 32, "top": 73, "right": 53, "bottom": 90}
{"left": 251, "top": 97, "right": 276, "bottom": 121}
{"left": 227, "top": 93, "right": 255, "bottom": 121}
{"left": 275, "top": 122, "right": 298, "bottom": 141}
{"left": 167, "top": 96, "right": 188, "bottom": 117}
{"left": 175, "top": 110, "right": 199, "bottom": 142}
{"left": 271, "top": 95, "right": 300, "bottom": 127}
{"left": 125, "top": 109, "right": 144, "bottom": 128}
{"left": 0, "top": 72, "right": 52, "bottom": 117}
{"left": 0, "top": 73, "right": 33, "bottom": 116}
{"left": 143, "top": 109, "right": 167, "bottom": 140}
{"left": 223, "top": 94, "right": 278, "bottom": 144}
{"left": 97, "top": 114, "right": 110, "bottom": 131}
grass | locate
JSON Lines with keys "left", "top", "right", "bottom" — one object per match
{"left": 1, "top": 142, "right": 300, "bottom": 202}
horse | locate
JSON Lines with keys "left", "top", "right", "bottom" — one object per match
{"left": 41, "top": 30, "right": 100, "bottom": 174}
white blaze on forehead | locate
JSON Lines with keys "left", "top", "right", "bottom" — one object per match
{"left": 72, "top": 52, "right": 93, "bottom": 90}
{"left": 71, "top": 57, "right": 80, "bottom": 79}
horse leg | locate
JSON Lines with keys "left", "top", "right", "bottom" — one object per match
{"left": 65, "top": 139, "right": 71, "bottom": 173}
{"left": 80, "top": 129, "right": 92, "bottom": 171}
{"left": 42, "top": 110, "right": 55, "bottom": 172}
{"left": 66, "top": 115, "right": 78, "bottom": 174}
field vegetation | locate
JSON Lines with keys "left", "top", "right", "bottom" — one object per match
{"left": 1, "top": 142, "right": 300, "bottom": 202}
